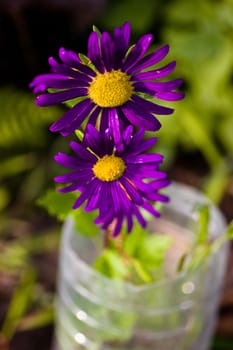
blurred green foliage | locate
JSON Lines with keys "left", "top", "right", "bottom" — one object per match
{"left": 0, "top": 0, "right": 233, "bottom": 346}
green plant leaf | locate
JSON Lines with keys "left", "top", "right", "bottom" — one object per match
{"left": 204, "top": 160, "right": 230, "bottom": 204}
{"left": 0, "top": 86, "right": 61, "bottom": 148}
{"left": 73, "top": 207, "right": 100, "bottom": 237}
{"left": 94, "top": 249, "right": 128, "bottom": 279}
{"left": 124, "top": 223, "right": 172, "bottom": 274}
{"left": 74, "top": 129, "right": 84, "bottom": 141}
{"left": 137, "top": 234, "right": 172, "bottom": 270}
{"left": 131, "top": 258, "right": 153, "bottom": 283}
{"left": 195, "top": 204, "right": 210, "bottom": 244}
{"left": 18, "top": 306, "right": 54, "bottom": 331}
{"left": 1, "top": 268, "right": 37, "bottom": 340}
{"left": 92, "top": 25, "right": 101, "bottom": 35}
{"left": 37, "top": 189, "right": 76, "bottom": 220}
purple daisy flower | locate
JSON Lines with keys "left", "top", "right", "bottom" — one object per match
{"left": 30, "top": 22, "right": 184, "bottom": 144}
{"left": 54, "top": 124, "right": 170, "bottom": 236}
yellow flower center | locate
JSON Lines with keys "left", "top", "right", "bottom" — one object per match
{"left": 88, "top": 70, "right": 134, "bottom": 107}
{"left": 93, "top": 155, "right": 126, "bottom": 182}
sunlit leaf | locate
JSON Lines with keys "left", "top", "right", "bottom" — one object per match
{"left": 94, "top": 249, "right": 128, "bottom": 279}
{"left": 37, "top": 189, "right": 76, "bottom": 220}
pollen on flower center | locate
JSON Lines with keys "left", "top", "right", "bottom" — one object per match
{"left": 88, "top": 70, "right": 134, "bottom": 108}
{"left": 93, "top": 154, "right": 126, "bottom": 182}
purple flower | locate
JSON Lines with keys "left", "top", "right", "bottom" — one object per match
{"left": 54, "top": 125, "right": 170, "bottom": 236}
{"left": 30, "top": 22, "right": 184, "bottom": 145}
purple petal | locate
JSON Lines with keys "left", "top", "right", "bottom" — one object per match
{"left": 36, "top": 88, "right": 87, "bottom": 107}
{"left": 83, "top": 124, "right": 104, "bottom": 156}
{"left": 142, "top": 201, "right": 160, "bottom": 217}
{"left": 48, "top": 56, "right": 59, "bottom": 72}
{"left": 49, "top": 54, "right": 95, "bottom": 77}
{"left": 132, "top": 61, "right": 176, "bottom": 80}
{"left": 127, "top": 153, "right": 163, "bottom": 164}
{"left": 125, "top": 165, "right": 163, "bottom": 179}
{"left": 155, "top": 91, "right": 185, "bottom": 101}
{"left": 57, "top": 183, "right": 79, "bottom": 193}
{"left": 49, "top": 99, "right": 92, "bottom": 132}
{"left": 108, "top": 183, "right": 122, "bottom": 214}
{"left": 120, "top": 178, "right": 143, "bottom": 205}
{"left": 112, "top": 215, "right": 124, "bottom": 237}
{"left": 97, "top": 183, "right": 111, "bottom": 217}
{"left": 123, "top": 138, "right": 157, "bottom": 158}
{"left": 128, "top": 44, "right": 170, "bottom": 74}
{"left": 113, "top": 22, "right": 131, "bottom": 68}
{"left": 70, "top": 141, "right": 97, "bottom": 162}
{"left": 127, "top": 214, "right": 133, "bottom": 233}
{"left": 70, "top": 63, "right": 96, "bottom": 77}
{"left": 32, "top": 75, "right": 88, "bottom": 89}
{"left": 122, "top": 100, "right": 161, "bottom": 131}
{"left": 87, "top": 31, "right": 105, "bottom": 73}
{"left": 84, "top": 183, "right": 102, "bottom": 211}
{"left": 108, "top": 108, "right": 123, "bottom": 152}
{"left": 54, "top": 153, "right": 80, "bottom": 168}
{"left": 131, "top": 176, "right": 168, "bottom": 194}
{"left": 46, "top": 60, "right": 94, "bottom": 81}
{"left": 98, "top": 212, "right": 114, "bottom": 229}
{"left": 133, "top": 205, "right": 147, "bottom": 227}
{"left": 131, "top": 95, "right": 174, "bottom": 115}
{"left": 59, "top": 47, "right": 81, "bottom": 65}
{"left": 114, "top": 181, "right": 132, "bottom": 212}
{"left": 72, "top": 179, "right": 98, "bottom": 209}
{"left": 150, "top": 179, "right": 171, "bottom": 190}
{"left": 99, "top": 108, "right": 110, "bottom": 134}
{"left": 101, "top": 32, "right": 113, "bottom": 71}
{"left": 122, "top": 125, "right": 133, "bottom": 146}
{"left": 54, "top": 169, "right": 92, "bottom": 183}
{"left": 123, "top": 34, "right": 153, "bottom": 72}
{"left": 144, "top": 190, "right": 170, "bottom": 202}
{"left": 86, "top": 106, "right": 101, "bottom": 127}
{"left": 130, "top": 128, "right": 145, "bottom": 145}
{"left": 134, "top": 79, "right": 183, "bottom": 93}
{"left": 60, "top": 103, "right": 96, "bottom": 136}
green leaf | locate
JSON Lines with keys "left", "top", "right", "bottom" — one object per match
{"left": 92, "top": 25, "right": 101, "bottom": 35}
{"left": 179, "top": 108, "right": 222, "bottom": 169}
{"left": 0, "top": 86, "right": 61, "bottom": 148}
{"left": 124, "top": 223, "right": 172, "bottom": 273}
{"left": 195, "top": 205, "right": 210, "bottom": 244}
{"left": 123, "top": 222, "right": 146, "bottom": 256}
{"left": 1, "top": 268, "right": 37, "bottom": 340}
{"left": 94, "top": 249, "right": 128, "bottom": 279}
{"left": 73, "top": 207, "right": 100, "bottom": 237}
{"left": 18, "top": 306, "right": 54, "bottom": 331}
{"left": 137, "top": 234, "right": 172, "bottom": 270}
{"left": 77, "top": 54, "right": 97, "bottom": 73}
{"left": 211, "top": 221, "right": 233, "bottom": 254}
{"left": 131, "top": 259, "right": 153, "bottom": 283}
{"left": 0, "top": 154, "right": 37, "bottom": 179}
{"left": 78, "top": 53, "right": 91, "bottom": 65}
{"left": 74, "top": 129, "right": 84, "bottom": 141}
{"left": 185, "top": 244, "right": 211, "bottom": 271}
{"left": 204, "top": 160, "right": 230, "bottom": 204}
{"left": 37, "top": 189, "right": 76, "bottom": 220}
{"left": 64, "top": 96, "right": 86, "bottom": 109}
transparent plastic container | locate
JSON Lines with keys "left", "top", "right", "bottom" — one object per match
{"left": 54, "top": 183, "right": 228, "bottom": 350}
